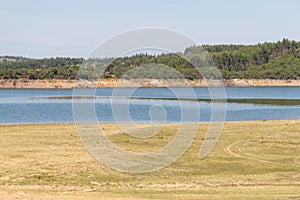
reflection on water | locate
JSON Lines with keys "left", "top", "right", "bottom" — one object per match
{"left": 33, "top": 96, "right": 300, "bottom": 106}
{"left": 0, "top": 87, "right": 299, "bottom": 124}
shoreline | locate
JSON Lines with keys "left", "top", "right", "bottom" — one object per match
{"left": 1, "top": 78, "right": 300, "bottom": 89}
{"left": 0, "top": 119, "right": 296, "bottom": 126}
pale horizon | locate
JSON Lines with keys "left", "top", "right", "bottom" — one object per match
{"left": 1, "top": 0, "right": 300, "bottom": 58}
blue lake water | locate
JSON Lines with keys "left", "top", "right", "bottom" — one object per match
{"left": 0, "top": 87, "right": 299, "bottom": 124}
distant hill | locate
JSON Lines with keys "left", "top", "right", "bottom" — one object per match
{"left": 0, "top": 39, "right": 299, "bottom": 80}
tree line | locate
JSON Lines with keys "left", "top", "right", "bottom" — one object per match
{"left": 0, "top": 39, "right": 299, "bottom": 80}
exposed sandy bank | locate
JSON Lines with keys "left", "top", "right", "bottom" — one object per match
{"left": 0, "top": 78, "right": 300, "bottom": 89}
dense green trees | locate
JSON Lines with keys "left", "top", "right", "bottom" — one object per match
{"left": 0, "top": 57, "right": 81, "bottom": 79}
{"left": 187, "top": 39, "right": 300, "bottom": 79}
{"left": 0, "top": 39, "right": 300, "bottom": 80}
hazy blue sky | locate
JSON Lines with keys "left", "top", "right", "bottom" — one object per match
{"left": 1, "top": 0, "right": 300, "bottom": 58}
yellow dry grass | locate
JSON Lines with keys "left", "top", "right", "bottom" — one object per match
{"left": 0, "top": 120, "right": 299, "bottom": 199}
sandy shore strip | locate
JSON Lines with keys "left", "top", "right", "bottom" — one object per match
{"left": 0, "top": 78, "right": 300, "bottom": 89}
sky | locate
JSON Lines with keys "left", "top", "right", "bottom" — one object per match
{"left": 1, "top": 0, "right": 300, "bottom": 58}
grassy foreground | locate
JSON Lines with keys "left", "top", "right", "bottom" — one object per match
{"left": 0, "top": 121, "right": 299, "bottom": 199}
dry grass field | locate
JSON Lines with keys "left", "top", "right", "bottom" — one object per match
{"left": 0, "top": 120, "right": 299, "bottom": 199}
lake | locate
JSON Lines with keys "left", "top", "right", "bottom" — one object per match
{"left": 0, "top": 87, "right": 299, "bottom": 124}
